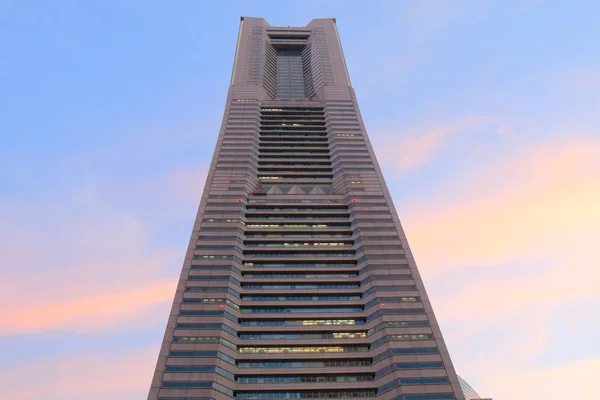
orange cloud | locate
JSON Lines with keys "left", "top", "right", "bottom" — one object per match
{"left": 403, "top": 138, "right": 600, "bottom": 273}
{"left": 0, "top": 346, "right": 157, "bottom": 400}
{"left": 0, "top": 280, "right": 176, "bottom": 334}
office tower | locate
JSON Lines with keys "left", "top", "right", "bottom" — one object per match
{"left": 148, "top": 17, "right": 466, "bottom": 400}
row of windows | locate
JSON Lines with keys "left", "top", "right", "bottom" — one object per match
{"left": 187, "top": 275, "right": 240, "bottom": 284}
{"left": 362, "top": 285, "right": 417, "bottom": 297}
{"left": 238, "top": 359, "right": 370, "bottom": 368}
{"left": 196, "top": 235, "right": 400, "bottom": 245}
{"left": 236, "top": 390, "right": 376, "bottom": 399}
{"left": 183, "top": 294, "right": 421, "bottom": 313}
{"left": 198, "top": 235, "right": 239, "bottom": 241}
{"left": 359, "top": 265, "right": 409, "bottom": 275}
{"left": 245, "top": 207, "right": 347, "bottom": 212}
{"left": 258, "top": 171, "right": 333, "bottom": 176}
{"left": 162, "top": 382, "right": 212, "bottom": 388}
{"left": 243, "top": 210, "right": 389, "bottom": 218}
{"left": 195, "top": 245, "right": 239, "bottom": 251}
{"left": 161, "top": 382, "right": 233, "bottom": 396}
{"left": 186, "top": 275, "right": 416, "bottom": 290}
{"left": 171, "top": 334, "right": 433, "bottom": 354}
{"left": 181, "top": 297, "right": 239, "bottom": 309}
{"left": 245, "top": 216, "right": 349, "bottom": 220}
{"left": 257, "top": 162, "right": 332, "bottom": 167}
{"left": 240, "top": 295, "right": 361, "bottom": 302}
{"left": 245, "top": 233, "right": 351, "bottom": 238}
{"left": 204, "top": 203, "right": 244, "bottom": 208}
{"left": 177, "top": 311, "right": 237, "bottom": 323}
{"left": 166, "top": 356, "right": 444, "bottom": 376}
{"left": 193, "top": 254, "right": 240, "bottom": 261}
{"left": 248, "top": 199, "right": 341, "bottom": 204}
{"left": 258, "top": 176, "right": 333, "bottom": 181}
{"left": 173, "top": 336, "right": 235, "bottom": 347}
{"left": 244, "top": 243, "right": 352, "bottom": 248}
{"left": 164, "top": 363, "right": 445, "bottom": 383}
{"left": 198, "top": 226, "right": 239, "bottom": 232}
{"left": 239, "top": 332, "right": 367, "bottom": 340}
{"left": 164, "top": 365, "right": 235, "bottom": 380}
{"left": 240, "top": 307, "right": 363, "bottom": 314}
{"left": 184, "top": 287, "right": 238, "bottom": 296}
{"left": 237, "top": 375, "right": 373, "bottom": 384}
{"left": 372, "top": 347, "right": 439, "bottom": 363}
{"left": 173, "top": 319, "right": 430, "bottom": 342}
{"left": 351, "top": 219, "right": 394, "bottom": 226}
{"left": 238, "top": 275, "right": 413, "bottom": 290}
{"left": 367, "top": 320, "right": 430, "bottom": 335}
{"left": 176, "top": 306, "right": 426, "bottom": 325}
{"left": 238, "top": 345, "right": 368, "bottom": 354}
{"left": 189, "top": 265, "right": 240, "bottom": 273}
{"left": 241, "top": 284, "right": 359, "bottom": 289}
{"left": 355, "top": 236, "right": 402, "bottom": 242}
{"left": 243, "top": 262, "right": 355, "bottom": 268}
{"left": 375, "top": 362, "right": 445, "bottom": 378}
{"left": 167, "top": 351, "right": 235, "bottom": 364}
{"left": 378, "top": 377, "right": 450, "bottom": 394}
{"left": 361, "top": 274, "right": 413, "bottom": 284}
{"left": 363, "top": 296, "right": 420, "bottom": 308}
{"left": 370, "top": 334, "right": 435, "bottom": 349}
{"left": 245, "top": 224, "right": 350, "bottom": 229}
{"left": 203, "top": 218, "right": 244, "bottom": 223}
{"left": 243, "top": 272, "right": 357, "bottom": 278}
{"left": 240, "top": 319, "right": 362, "bottom": 327}
{"left": 366, "top": 308, "right": 425, "bottom": 322}
{"left": 158, "top": 398, "right": 213, "bottom": 400}
{"left": 353, "top": 227, "right": 396, "bottom": 232}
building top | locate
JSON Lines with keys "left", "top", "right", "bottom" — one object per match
{"left": 230, "top": 16, "right": 351, "bottom": 97}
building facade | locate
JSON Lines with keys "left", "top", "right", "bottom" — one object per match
{"left": 148, "top": 17, "right": 465, "bottom": 400}
{"left": 457, "top": 376, "right": 481, "bottom": 400}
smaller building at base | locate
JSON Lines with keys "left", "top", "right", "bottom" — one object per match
{"left": 458, "top": 375, "right": 493, "bottom": 400}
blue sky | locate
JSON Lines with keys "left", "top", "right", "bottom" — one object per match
{"left": 1, "top": 1, "right": 599, "bottom": 399}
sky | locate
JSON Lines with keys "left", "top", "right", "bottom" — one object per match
{"left": 0, "top": 1, "right": 599, "bottom": 399}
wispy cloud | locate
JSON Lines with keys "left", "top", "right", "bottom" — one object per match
{"left": 0, "top": 163, "right": 208, "bottom": 335}
{"left": 0, "top": 280, "right": 175, "bottom": 334}
{"left": 403, "top": 136, "right": 600, "bottom": 273}
{"left": 397, "top": 135, "right": 600, "bottom": 397}
{"left": 370, "top": 115, "right": 501, "bottom": 170}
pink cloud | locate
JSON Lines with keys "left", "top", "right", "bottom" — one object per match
{"left": 371, "top": 126, "right": 450, "bottom": 170}
{"left": 434, "top": 252, "right": 599, "bottom": 322}
{"left": 370, "top": 115, "right": 499, "bottom": 170}
{"left": 0, "top": 280, "right": 176, "bottom": 334}
{"left": 0, "top": 346, "right": 157, "bottom": 400}
{"left": 396, "top": 137, "right": 600, "bottom": 399}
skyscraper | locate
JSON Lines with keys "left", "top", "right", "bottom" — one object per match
{"left": 148, "top": 17, "right": 466, "bottom": 400}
